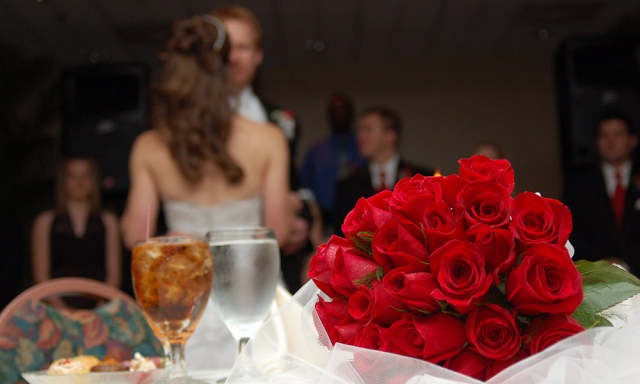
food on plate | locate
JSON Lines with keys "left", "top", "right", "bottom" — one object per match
{"left": 128, "top": 352, "right": 161, "bottom": 372}
{"left": 89, "top": 355, "right": 128, "bottom": 372}
{"left": 47, "top": 355, "right": 101, "bottom": 375}
{"left": 46, "top": 353, "right": 162, "bottom": 375}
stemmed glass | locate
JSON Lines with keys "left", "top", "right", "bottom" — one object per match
{"left": 207, "top": 227, "right": 280, "bottom": 377}
{"left": 131, "top": 236, "right": 213, "bottom": 383}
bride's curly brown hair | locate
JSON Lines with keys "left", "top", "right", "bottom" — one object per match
{"left": 152, "top": 15, "right": 243, "bottom": 184}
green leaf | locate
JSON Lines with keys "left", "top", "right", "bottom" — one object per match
{"left": 581, "top": 282, "right": 640, "bottom": 313}
{"left": 572, "top": 302, "right": 613, "bottom": 328}
{"left": 575, "top": 260, "right": 640, "bottom": 286}
{"left": 353, "top": 266, "right": 384, "bottom": 287}
{"left": 346, "top": 232, "right": 374, "bottom": 255}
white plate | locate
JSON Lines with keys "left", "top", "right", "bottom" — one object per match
{"left": 22, "top": 369, "right": 165, "bottom": 384}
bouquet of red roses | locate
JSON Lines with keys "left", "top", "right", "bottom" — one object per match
{"left": 308, "top": 155, "right": 640, "bottom": 381}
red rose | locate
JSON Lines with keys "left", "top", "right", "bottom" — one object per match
{"left": 485, "top": 348, "right": 530, "bottom": 380}
{"left": 308, "top": 241, "right": 338, "bottom": 297}
{"left": 506, "top": 243, "right": 583, "bottom": 316}
{"left": 315, "top": 297, "right": 354, "bottom": 345}
{"left": 309, "top": 235, "right": 378, "bottom": 297}
{"left": 372, "top": 218, "right": 429, "bottom": 272}
{"left": 429, "top": 240, "right": 493, "bottom": 314}
{"left": 465, "top": 304, "right": 521, "bottom": 361}
{"left": 466, "top": 224, "right": 517, "bottom": 284}
{"left": 457, "top": 179, "right": 512, "bottom": 229}
{"left": 522, "top": 314, "right": 585, "bottom": 354}
{"left": 389, "top": 312, "right": 466, "bottom": 363}
{"left": 353, "top": 323, "right": 403, "bottom": 355}
{"left": 458, "top": 155, "right": 515, "bottom": 194}
{"left": 390, "top": 174, "right": 432, "bottom": 208}
{"left": 390, "top": 175, "right": 468, "bottom": 237}
{"left": 332, "top": 320, "right": 364, "bottom": 345}
{"left": 390, "top": 175, "right": 439, "bottom": 237}
{"left": 348, "top": 282, "right": 404, "bottom": 325}
{"left": 351, "top": 343, "right": 412, "bottom": 382}
{"left": 444, "top": 349, "right": 491, "bottom": 381}
{"left": 422, "top": 200, "right": 466, "bottom": 253}
{"left": 510, "top": 192, "right": 573, "bottom": 251}
{"left": 431, "top": 174, "right": 470, "bottom": 207}
{"left": 392, "top": 194, "right": 438, "bottom": 238}
{"left": 381, "top": 267, "right": 440, "bottom": 314}
{"left": 342, "top": 191, "right": 393, "bottom": 253}
{"left": 334, "top": 246, "right": 381, "bottom": 296}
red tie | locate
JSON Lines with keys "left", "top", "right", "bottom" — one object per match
{"left": 378, "top": 171, "right": 388, "bottom": 192}
{"left": 612, "top": 171, "right": 626, "bottom": 231}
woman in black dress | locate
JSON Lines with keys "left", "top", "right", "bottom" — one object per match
{"left": 31, "top": 156, "right": 121, "bottom": 308}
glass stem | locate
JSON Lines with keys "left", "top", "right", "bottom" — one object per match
{"left": 168, "top": 339, "right": 188, "bottom": 379}
{"left": 238, "top": 337, "right": 250, "bottom": 356}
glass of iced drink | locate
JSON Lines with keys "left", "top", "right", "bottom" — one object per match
{"left": 132, "top": 236, "right": 213, "bottom": 383}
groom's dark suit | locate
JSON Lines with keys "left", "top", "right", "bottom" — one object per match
{"left": 332, "top": 160, "right": 434, "bottom": 236}
{"left": 562, "top": 164, "right": 640, "bottom": 276}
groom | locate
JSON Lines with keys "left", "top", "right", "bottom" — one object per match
{"left": 209, "top": 5, "right": 318, "bottom": 293}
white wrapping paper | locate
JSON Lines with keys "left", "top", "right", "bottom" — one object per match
{"left": 225, "top": 281, "right": 640, "bottom": 384}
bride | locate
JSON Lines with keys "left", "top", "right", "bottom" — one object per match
{"left": 120, "top": 14, "right": 293, "bottom": 369}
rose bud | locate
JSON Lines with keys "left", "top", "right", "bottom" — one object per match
{"left": 348, "top": 282, "right": 404, "bottom": 326}
{"left": 485, "top": 348, "right": 530, "bottom": 380}
{"left": 422, "top": 200, "right": 466, "bottom": 254}
{"left": 458, "top": 155, "right": 514, "bottom": 194}
{"left": 465, "top": 304, "right": 521, "bottom": 361}
{"left": 444, "top": 348, "right": 491, "bottom": 381}
{"left": 389, "top": 312, "right": 466, "bottom": 363}
{"left": 457, "top": 179, "right": 513, "bottom": 229}
{"left": 522, "top": 314, "right": 585, "bottom": 354}
{"left": 510, "top": 192, "right": 572, "bottom": 252}
{"left": 506, "top": 243, "right": 583, "bottom": 316}
{"left": 381, "top": 267, "right": 440, "bottom": 314}
{"left": 429, "top": 240, "right": 493, "bottom": 314}
{"left": 372, "top": 218, "right": 429, "bottom": 273}
{"left": 342, "top": 191, "right": 393, "bottom": 252}
{"left": 353, "top": 323, "right": 403, "bottom": 355}
{"left": 466, "top": 224, "right": 517, "bottom": 284}
{"left": 315, "top": 296, "right": 351, "bottom": 345}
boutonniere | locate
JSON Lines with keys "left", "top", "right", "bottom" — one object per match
{"left": 270, "top": 109, "right": 296, "bottom": 140}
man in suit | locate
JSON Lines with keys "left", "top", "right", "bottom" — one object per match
{"left": 333, "top": 107, "right": 434, "bottom": 234}
{"left": 562, "top": 112, "right": 640, "bottom": 275}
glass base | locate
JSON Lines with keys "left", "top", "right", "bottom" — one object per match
{"left": 158, "top": 376, "right": 209, "bottom": 384}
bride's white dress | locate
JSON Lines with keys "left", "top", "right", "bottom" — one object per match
{"left": 163, "top": 195, "right": 262, "bottom": 369}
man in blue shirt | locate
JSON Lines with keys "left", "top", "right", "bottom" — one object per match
{"left": 300, "top": 93, "right": 365, "bottom": 234}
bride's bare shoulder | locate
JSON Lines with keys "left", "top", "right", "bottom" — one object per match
{"left": 132, "top": 129, "right": 170, "bottom": 153}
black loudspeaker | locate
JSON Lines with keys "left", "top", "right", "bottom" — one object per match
{"left": 62, "top": 63, "right": 149, "bottom": 194}
{"left": 556, "top": 36, "right": 640, "bottom": 173}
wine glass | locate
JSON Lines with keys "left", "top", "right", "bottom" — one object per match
{"left": 207, "top": 227, "right": 280, "bottom": 375}
{"left": 131, "top": 236, "right": 213, "bottom": 383}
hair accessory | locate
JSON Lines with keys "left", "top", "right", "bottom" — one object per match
{"left": 201, "top": 14, "right": 226, "bottom": 52}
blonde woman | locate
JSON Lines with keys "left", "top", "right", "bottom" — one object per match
{"left": 31, "top": 156, "right": 121, "bottom": 308}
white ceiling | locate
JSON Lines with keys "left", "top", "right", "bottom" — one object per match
{"left": 1, "top": 0, "right": 639, "bottom": 70}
